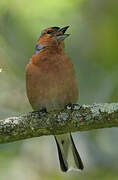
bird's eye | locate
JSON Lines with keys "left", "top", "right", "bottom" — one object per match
{"left": 47, "top": 30, "right": 53, "bottom": 34}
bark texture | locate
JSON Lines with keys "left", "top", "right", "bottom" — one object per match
{"left": 0, "top": 103, "right": 118, "bottom": 144}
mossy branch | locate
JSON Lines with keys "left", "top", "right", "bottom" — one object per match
{"left": 0, "top": 103, "right": 118, "bottom": 144}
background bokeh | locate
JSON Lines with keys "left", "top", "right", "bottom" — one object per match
{"left": 0, "top": 0, "right": 118, "bottom": 179}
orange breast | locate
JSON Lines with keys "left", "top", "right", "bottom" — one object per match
{"left": 26, "top": 53, "right": 78, "bottom": 111}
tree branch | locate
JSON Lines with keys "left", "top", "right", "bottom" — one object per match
{"left": 0, "top": 103, "right": 118, "bottom": 144}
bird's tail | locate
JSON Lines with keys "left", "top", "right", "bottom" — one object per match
{"left": 54, "top": 133, "right": 84, "bottom": 172}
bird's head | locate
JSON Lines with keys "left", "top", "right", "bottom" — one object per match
{"left": 34, "top": 26, "right": 70, "bottom": 54}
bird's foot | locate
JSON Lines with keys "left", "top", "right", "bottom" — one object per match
{"left": 40, "top": 108, "right": 47, "bottom": 113}
{"left": 66, "top": 103, "right": 82, "bottom": 110}
{"left": 31, "top": 108, "right": 47, "bottom": 115}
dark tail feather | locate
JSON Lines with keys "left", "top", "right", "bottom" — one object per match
{"left": 70, "top": 134, "right": 84, "bottom": 170}
{"left": 55, "top": 133, "right": 84, "bottom": 172}
{"left": 54, "top": 136, "right": 68, "bottom": 172}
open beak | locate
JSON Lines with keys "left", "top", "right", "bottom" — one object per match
{"left": 56, "top": 26, "right": 70, "bottom": 40}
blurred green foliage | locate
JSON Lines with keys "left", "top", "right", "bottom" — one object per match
{"left": 0, "top": 0, "right": 118, "bottom": 179}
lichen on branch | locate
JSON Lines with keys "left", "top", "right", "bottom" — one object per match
{"left": 0, "top": 103, "right": 118, "bottom": 144}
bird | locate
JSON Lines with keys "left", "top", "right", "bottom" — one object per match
{"left": 26, "top": 26, "right": 84, "bottom": 172}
